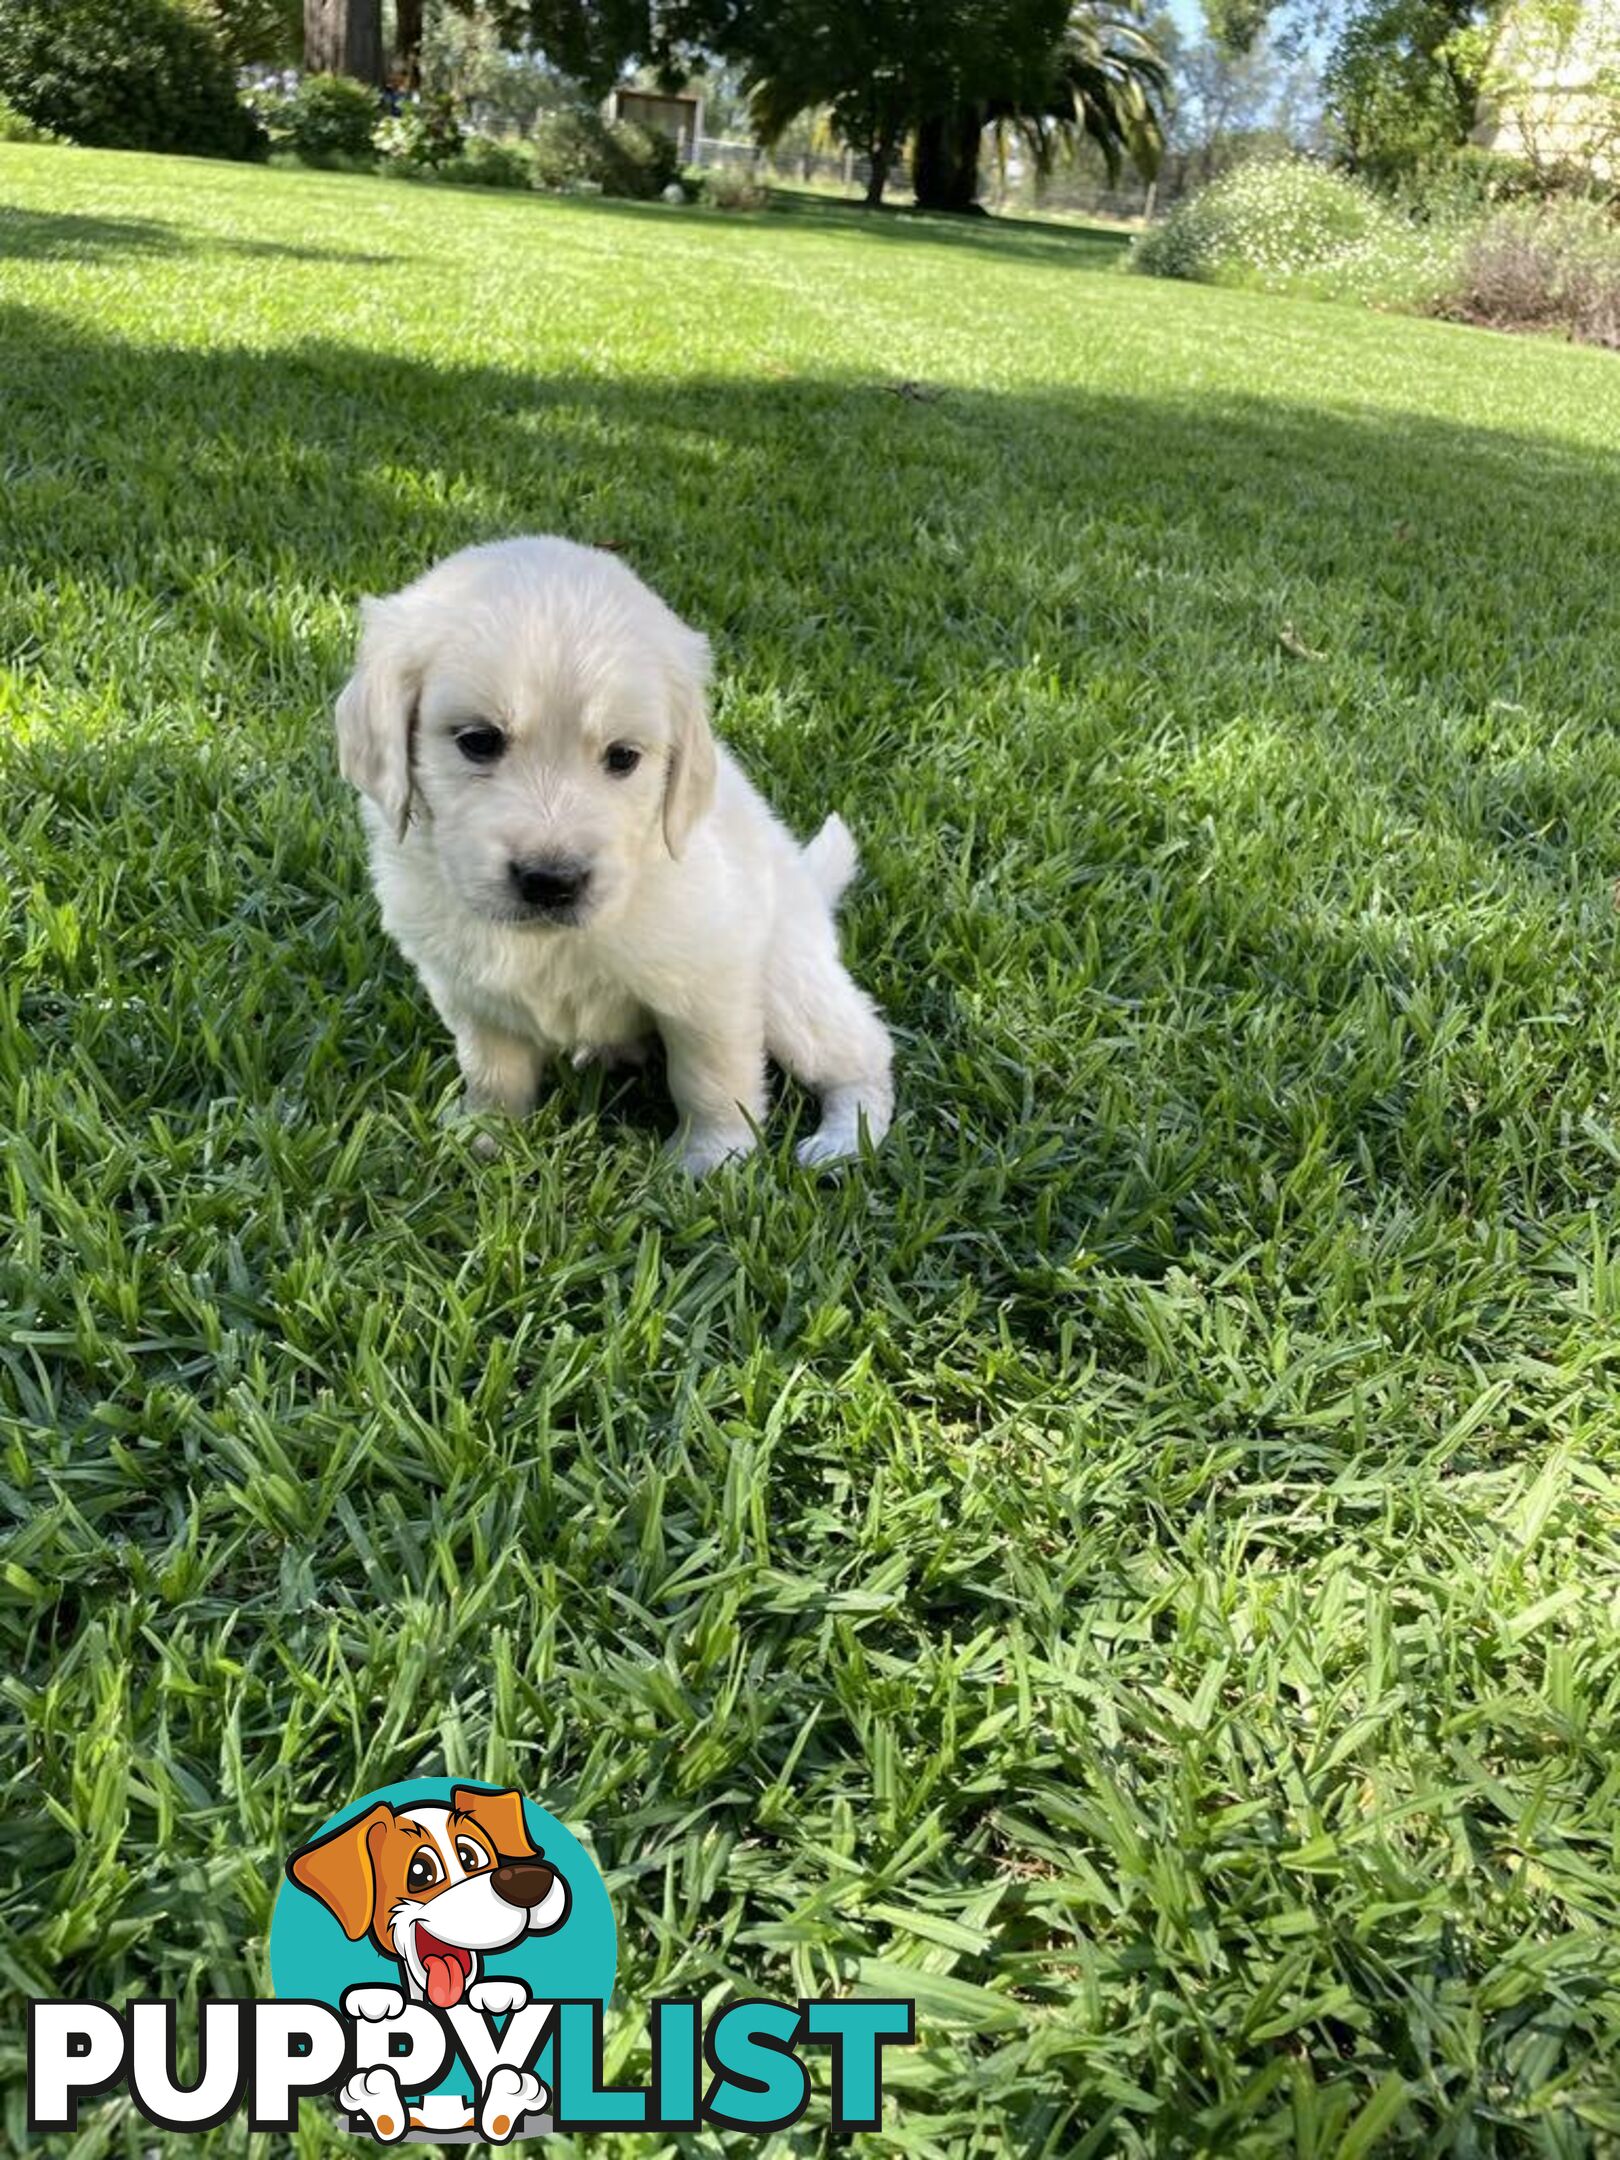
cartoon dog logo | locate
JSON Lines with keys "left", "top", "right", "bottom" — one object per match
{"left": 286, "top": 1785, "right": 570, "bottom": 2141}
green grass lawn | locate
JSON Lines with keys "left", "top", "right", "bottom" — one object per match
{"left": 5, "top": 143, "right": 1620, "bottom": 2156}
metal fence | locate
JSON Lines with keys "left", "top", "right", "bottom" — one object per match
{"left": 689, "top": 135, "right": 907, "bottom": 196}
{"left": 687, "top": 133, "right": 1162, "bottom": 221}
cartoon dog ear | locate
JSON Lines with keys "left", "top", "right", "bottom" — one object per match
{"left": 451, "top": 1785, "right": 537, "bottom": 1863}
{"left": 661, "top": 623, "right": 717, "bottom": 861}
{"left": 335, "top": 595, "right": 419, "bottom": 842}
{"left": 287, "top": 1802, "right": 392, "bottom": 1941}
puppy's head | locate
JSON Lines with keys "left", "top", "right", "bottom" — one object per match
{"left": 287, "top": 1785, "right": 570, "bottom": 2008}
{"left": 335, "top": 537, "right": 716, "bottom": 929}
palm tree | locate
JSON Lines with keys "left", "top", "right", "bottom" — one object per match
{"left": 740, "top": 0, "right": 1168, "bottom": 212}
{"left": 914, "top": 5, "right": 1170, "bottom": 212}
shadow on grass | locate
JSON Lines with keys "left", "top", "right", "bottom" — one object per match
{"left": 372, "top": 180, "right": 1136, "bottom": 274}
{"left": 762, "top": 188, "right": 1138, "bottom": 270}
{"left": 4, "top": 297, "right": 1620, "bottom": 1260}
{"left": 0, "top": 202, "right": 400, "bottom": 265}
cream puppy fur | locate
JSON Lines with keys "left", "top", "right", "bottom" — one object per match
{"left": 335, "top": 537, "right": 893, "bottom": 1172}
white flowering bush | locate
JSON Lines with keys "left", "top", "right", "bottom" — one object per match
{"left": 1132, "top": 158, "right": 1462, "bottom": 306}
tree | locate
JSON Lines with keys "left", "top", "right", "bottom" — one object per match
{"left": 473, "top": 0, "right": 702, "bottom": 92}
{"left": 305, "top": 0, "right": 384, "bottom": 80}
{"left": 195, "top": 0, "right": 302, "bottom": 64}
{"left": 464, "top": 0, "right": 1166, "bottom": 209}
{"left": 1165, "top": 13, "right": 1320, "bottom": 182}
{"left": 1322, "top": 0, "right": 1486, "bottom": 173}
{"left": 1207, "top": 0, "right": 1508, "bottom": 181}
{"left": 742, "top": 0, "right": 1169, "bottom": 209}
{"left": 0, "top": 0, "right": 265, "bottom": 155}
{"left": 740, "top": 0, "right": 921, "bottom": 203}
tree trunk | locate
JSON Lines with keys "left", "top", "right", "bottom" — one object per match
{"left": 395, "top": 0, "right": 424, "bottom": 90}
{"left": 304, "top": 0, "right": 384, "bottom": 83}
{"left": 912, "top": 104, "right": 984, "bottom": 212}
{"left": 863, "top": 124, "right": 898, "bottom": 207}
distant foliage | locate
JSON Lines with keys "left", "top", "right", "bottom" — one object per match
{"left": 0, "top": 90, "right": 59, "bottom": 143}
{"left": 1322, "top": 0, "right": 1480, "bottom": 183}
{"left": 281, "top": 72, "right": 380, "bottom": 166}
{"left": 601, "top": 115, "right": 681, "bottom": 198}
{"left": 0, "top": 0, "right": 265, "bottom": 160}
{"left": 194, "top": 0, "right": 301, "bottom": 68}
{"left": 372, "top": 95, "right": 464, "bottom": 173}
{"left": 440, "top": 134, "right": 534, "bottom": 189}
{"left": 1132, "top": 145, "right": 1620, "bottom": 350}
{"left": 1132, "top": 156, "right": 1458, "bottom": 302}
{"left": 1438, "top": 199, "right": 1620, "bottom": 348}
{"left": 529, "top": 107, "right": 680, "bottom": 198}
{"left": 697, "top": 164, "right": 768, "bottom": 211}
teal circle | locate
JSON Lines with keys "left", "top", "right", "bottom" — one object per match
{"left": 269, "top": 1778, "right": 616, "bottom": 2106}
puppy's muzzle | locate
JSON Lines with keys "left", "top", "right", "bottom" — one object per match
{"left": 507, "top": 857, "right": 590, "bottom": 919}
{"left": 491, "top": 1860, "right": 555, "bottom": 1908}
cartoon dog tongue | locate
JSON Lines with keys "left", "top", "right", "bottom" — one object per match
{"left": 424, "top": 1956, "right": 463, "bottom": 2008}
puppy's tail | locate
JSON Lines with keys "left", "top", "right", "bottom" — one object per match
{"left": 803, "top": 813, "right": 859, "bottom": 908}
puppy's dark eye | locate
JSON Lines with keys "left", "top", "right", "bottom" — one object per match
{"left": 602, "top": 743, "right": 641, "bottom": 778}
{"left": 406, "top": 1850, "right": 443, "bottom": 1892}
{"left": 455, "top": 1837, "right": 488, "bottom": 1873}
{"left": 455, "top": 725, "right": 506, "bottom": 765}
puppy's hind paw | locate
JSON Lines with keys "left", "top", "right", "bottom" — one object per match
{"left": 339, "top": 2067, "right": 408, "bottom": 2143}
{"left": 796, "top": 1127, "right": 856, "bottom": 1169}
{"left": 436, "top": 1094, "right": 505, "bottom": 1154}
{"left": 673, "top": 1126, "right": 757, "bottom": 1176}
{"left": 480, "top": 2065, "right": 547, "bottom": 2143}
{"left": 797, "top": 1085, "right": 891, "bottom": 1170}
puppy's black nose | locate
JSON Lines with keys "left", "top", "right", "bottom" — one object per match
{"left": 491, "top": 1859, "right": 555, "bottom": 1909}
{"left": 509, "top": 859, "right": 589, "bottom": 913}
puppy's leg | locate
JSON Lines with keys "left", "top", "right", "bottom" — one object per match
{"left": 659, "top": 1010, "right": 767, "bottom": 1175}
{"left": 766, "top": 913, "right": 893, "bottom": 1167}
{"left": 451, "top": 1018, "right": 547, "bottom": 1120}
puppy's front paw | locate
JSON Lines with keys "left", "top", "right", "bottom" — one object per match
{"left": 796, "top": 1128, "right": 855, "bottom": 1169}
{"left": 342, "top": 1985, "right": 406, "bottom": 2023}
{"left": 438, "top": 1098, "right": 506, "bottom": 1157}
{"left": 468, "top": 1976, "right": 530, "bottom": 2017}
{"left": 674, "top": 1126, "right": 757, "bottom": 1176}
{"left": 480, "top": 2065, "right": 547, "bottom": 2142}
{"left": 339, "top": 2066, "right": 408, "bottom": 2142}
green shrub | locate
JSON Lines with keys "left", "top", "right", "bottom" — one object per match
{"left": 1435, "top": 199, "right": 1620, "bottom": 348}
{"left": 529, "top": 108, "right": 607, "bottom": 191}
{"left": 0, "top": 0, "right": 264, "bottom": 159}
{"left": 1408, "top": 145, "right": 1544, "bottom": 209}
{"left": 1132, "top": 156, "right": 1459, "bottom": 304}
{"left": 445, "top": 134, "right": 533, "bottom": 189}
{"left": 373, "top": 95, "right": 464, "bottom": 173}
{"left": 283, "top": 72, "right": 378, "bottom": 167}
{"left": 605, "top": 116, "right": 679, "bottom": 198}
{"left": 530, "top": 106, "right": 681, "bottom": 199}
{"left": 698, "top": 164, "right": 767, "bottom": 212}
{"left": 0, "top": 90, "right": 58, "bottom": 143}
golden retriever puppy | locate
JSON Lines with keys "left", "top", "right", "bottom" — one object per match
{"left": 335, "top": 537, "right": 893, "bottom": 1172}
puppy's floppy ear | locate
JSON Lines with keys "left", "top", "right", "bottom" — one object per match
{"left": 286, "top": 1802, "right": 392, "bottom": 1941}
{"left": 335, "top": 595, "right": 419, "bottom": 841}
{"left": 661, "top": 624, "right": 717, "bottom": 860}
{"left": 452, "top": 1784, "right": 538, "bottom": 1863}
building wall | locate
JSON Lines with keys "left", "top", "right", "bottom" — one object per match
{"left": 1474, "top": 0, "right": 1620, "bottom": 174}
